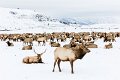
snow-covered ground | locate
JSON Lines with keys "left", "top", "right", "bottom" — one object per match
{"left": 0, "top": 37, "right": 120, "bottom": 80}
{"left": 1, "top": 7, "right": 120, "bottom": 80}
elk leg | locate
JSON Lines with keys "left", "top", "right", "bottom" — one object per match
{"left": 42, "top": 40, "right": 46, "bottom": 46}
{"left": 42, "top": 42, "right": 44, "bottom": 46}
{"left": 30, "top": 42, "right": 32, "bottom": 46}
{"left": 31, "top": 42, "right": 33, "bottom": 46}
{"left": 27, "top": 42, "right": 28, "bottom": 45}
{"left": 57, "top": 59, "right": 61, "bottom": 72}
{"left": 38, "top": 41, "right": 41, "bottom": 46}
{"left": 38, "top": 42, "right": 39, "bottom": 46}
{"left": 70, "top": 61, "right": 74, "bottom": 74}
{"left": 52, "top": 59, "right": 57, "bottom": 72}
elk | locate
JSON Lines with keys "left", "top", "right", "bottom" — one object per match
{"left": 23, "top": 38, "right": 33, "bottom": 46}
{"left": 63, "top": 44, "right": 71, "bottom": 49}
{"left": 83, "top": 35, "right": 91, "bottom": 42}
{"left": 22, "top": 45, "right": 32, "bottom": 50}
{"left": 23, "top": 49, "right": 46, "bottom": 64}
{"left": 105, "top": 43, "right": 113, "bottom": 49}
{"left": 63, "top": 40, "right": 78, "bottom": 49}
{"left": 85, "top": 42, "right": 98, "bottom": 48}
{"left": 52, "top": 44, "right": 90, "bottom": 74}
{"left": 50, "top": 42, "right": 60, "bottom": 47}
{"left": 37, "top": 37, "right": 46, "bottom": 46}
{"left": 6, "top": 41, "right": 14, "bottom": 46}
{"left": 86, "top": 44, "right": 98, "bottom": 48}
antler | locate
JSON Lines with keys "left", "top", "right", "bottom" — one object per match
{"left": 41, "top": 49, "right": 47, "bottom": 55}
{"left": 33, "top": 49, "right": 37, "bottom": 54}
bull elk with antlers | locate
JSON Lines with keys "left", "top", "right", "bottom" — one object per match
{"left": 23, "top": 49, "right": 46, "bottom": 64}
{"left": 52, "top": 44, "right": 90, "bottom": 74}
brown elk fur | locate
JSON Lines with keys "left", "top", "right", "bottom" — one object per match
{"left": 86, "top": 44, "right": 98, "bottom": 48}
{"left": 23, "top": 49, "right": 46, "bottom": 64}
{"left": 23, "top": 54, "right": 43, "bottom": 64}
{"left": 22, "top": 45, "right": 32, "bottom": 50}
{"left": 23, "top": 38, "right": 33, "bottom": 46}
{"left": 52, "top": 44, "right": 90, "bottom": 74}
{"left": 50, "top": 42, "right": 60, "bottom": 47}
{"left": 105, "top": 43, "right": 113, "bottom": 49}
{"left": 37, "top": 37, "right": 46, "bottom": 46}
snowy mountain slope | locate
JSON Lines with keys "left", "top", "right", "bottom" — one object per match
{"left": 0, "top": 7, "right": 120, "bottom": 33}
{"left": 0, "top": 7, "right": 66, "bottom": 31}
{"left": 59, "top": 16, "right": 120, "bottom": 25}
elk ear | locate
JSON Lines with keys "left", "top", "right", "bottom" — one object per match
{"left": 33, "top": 49, "right": 37, "bottom": 54}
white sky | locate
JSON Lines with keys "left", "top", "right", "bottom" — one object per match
{"left": 0, "top": 0, "right": 120, "bottom": 17}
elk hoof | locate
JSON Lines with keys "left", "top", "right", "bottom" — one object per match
{"left": 52, "top": 70, "right": 54, "bottom": 72}
{"left": 71, "top": 72, "right": 74, "bottom": 74}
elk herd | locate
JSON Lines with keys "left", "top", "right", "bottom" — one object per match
{"left": 0, "top": 31, "right": 119, "bottom": 73}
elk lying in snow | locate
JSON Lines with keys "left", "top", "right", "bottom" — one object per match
{"left": 22, "top": 45, "right": 32, "bottom": 50}
{"left": 63, "top": 40, "right": 78, "bottom": 49}
{"left": 52, "top": 44, "right": 90, "bottom": 74}
{"left": 50, "top": 42, "right": 60, "bottom": 47}
{"left": 6, "top": 41, "right": 14, "bottom": 46}
{"left": 86, "top": 43, "right": 98, "bottom": 48}
{"left": 23, "top": 49, "right": 46, "bottom": 64}
{"left": 63, "top": 44, "right": 71, "bottom": 49}
{"left": 105, "top": 43, "right": 113, "bottom": 49}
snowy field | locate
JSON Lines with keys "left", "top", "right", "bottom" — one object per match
{"left": 0, "top": 7, "right": 120, "bottom": 80}
{"left": 0, "top": 34, "right": 120, "bottom": 80}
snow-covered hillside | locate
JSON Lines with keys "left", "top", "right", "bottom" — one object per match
{"left": 0, "top": 7, "right": 66, "bottom": 31}
{"left": 0, "top": 7, "right": 120, "bottom": 33}
{"left": 59, "top": 16, "right": 120, "bottom": 25}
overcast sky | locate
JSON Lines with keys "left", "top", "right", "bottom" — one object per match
{"left": 0, "top": 0, "right": 120, "bottom": 17}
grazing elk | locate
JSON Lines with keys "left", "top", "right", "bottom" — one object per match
{"left": 52, "top": 44, "right": 90, "bottom": 74}
{"left": 6, "top": 41, "right": 14, "bottom": 46}
{"left": 23, "top": 49, "right": 46, "bottom": 64}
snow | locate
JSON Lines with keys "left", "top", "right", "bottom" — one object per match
{"left": 1, "top": 7, "right": 120, "bottom": 33}
{"left": 0, "top": 7, "right": 66, "bottom": 31}
{"left": 1, "top": 7, "right": 120, "bottom": 80}
{"left": 0, "top": 36, "right": 120, "bottom": 80}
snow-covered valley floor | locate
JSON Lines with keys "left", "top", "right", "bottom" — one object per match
{"left": 1, "top": 7, "right": 120, "bottom": 80}
{"left": 0, "top": 37, "right": 120, "bottom": 80}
